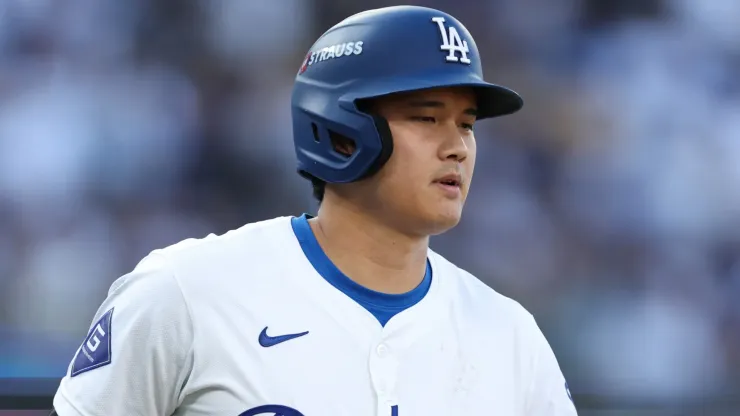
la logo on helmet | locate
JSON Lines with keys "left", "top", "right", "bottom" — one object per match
{"left": 432, "top": 17, "right": 471, "bottom": 65}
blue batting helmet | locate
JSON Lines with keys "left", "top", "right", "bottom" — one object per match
{"left": 291, "top": 5, "right": 523, "bottom": 184}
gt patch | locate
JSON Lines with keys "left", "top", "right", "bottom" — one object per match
{"left": 71, "top": 308, "right": 114, "bottom": 377}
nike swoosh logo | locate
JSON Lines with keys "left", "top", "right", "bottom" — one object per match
{"left": 258, "top": 326, "right": 309, "bottom": 348}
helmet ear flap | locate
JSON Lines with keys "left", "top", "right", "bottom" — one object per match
{"left": 299, "top": 113, "right": 393, "bottom": 183}
{"left": 297, "top": 116, "right": 390, "bottom": 208}
{"left": 357, "top": 114, "right": 393, "bottom": 180}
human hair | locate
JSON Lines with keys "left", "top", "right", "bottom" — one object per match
{"left": 310, "top": 175, "right": 326, "bottom": 204}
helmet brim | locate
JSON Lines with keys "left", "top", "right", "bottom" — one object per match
{"left": 340, "top": 71, "right": 523, "bottom": 119}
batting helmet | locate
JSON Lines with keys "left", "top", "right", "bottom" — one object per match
{"left": 291, "top": 5, "right": 523, "bottom": 184}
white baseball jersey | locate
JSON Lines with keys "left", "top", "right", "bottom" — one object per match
{"left": 53, "top": 214, "right": 577, "bottom": 416}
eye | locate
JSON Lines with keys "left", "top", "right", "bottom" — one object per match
{"left": 411, "top": 116, "right": 436, "bottom": 123}
{"left": 461, "top": 122, "right": 474, "bottom": 131}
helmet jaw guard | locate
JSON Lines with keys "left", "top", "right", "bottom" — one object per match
{"left": 291, "top": 6, "right": 523, "bottom": 184}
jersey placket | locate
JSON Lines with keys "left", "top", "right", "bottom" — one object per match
{"left": 367, "top": 255, "right": 448, "bottom": 416}
{"left": 369, "top": 339, "right": 400, "bottom": 416}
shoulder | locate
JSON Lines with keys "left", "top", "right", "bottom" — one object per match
{"left": 140, "top": 216, "right": 294, "bottom": 284}
{"left": 154, "top": 215, "right": 293, "bottom": 266}
{"left": 129, "top": 215, "right": 297, "bottom": 305}
{"left": 99, "top": 216, "right": 294, "bottom": 312}
{"left": 428, "top": 249, "right": 540, "bottom": 335}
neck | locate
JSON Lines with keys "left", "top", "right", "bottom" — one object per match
{"left": 309, "top": 196, "right": 429, "bottom": 295}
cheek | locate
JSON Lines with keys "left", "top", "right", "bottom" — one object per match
{"left": 380, "top": 150, "right": 421, "bottom": 193}
{"left": 464, "top": 138, "right": 477, "bottom": 175}
{"left": 387, "top": 129, "right": 431, "bottom": 174}
{"left": 374, "top": 140, "right": 429, "bottom": 202}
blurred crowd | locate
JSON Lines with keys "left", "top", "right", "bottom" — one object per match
{"left": 0, "top": 0, "right": 739, "bottom": 409}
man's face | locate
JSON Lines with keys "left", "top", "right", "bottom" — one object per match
{"left": 340, "top": 87, "right": 478, "bottom": 236}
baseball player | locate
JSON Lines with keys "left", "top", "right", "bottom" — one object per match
{"left": 52, "top": 6, "right": 577, "bottom": 416}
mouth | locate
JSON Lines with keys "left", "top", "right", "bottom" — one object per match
{"left": 437, "top": 180, "right": 460, "bottom": 188}
{"left": 434, "top": 174, "right": 462, "bottom": 188}
{"left": 433, "top": 173, "right": 463, "bottom": 198}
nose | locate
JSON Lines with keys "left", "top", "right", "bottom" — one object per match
{"left": 438, "top": 124, "right": 469, "bottom": 162}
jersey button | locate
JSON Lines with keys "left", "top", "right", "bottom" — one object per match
{"left": 376, "top": 343, "right": 389, "bottom": 357}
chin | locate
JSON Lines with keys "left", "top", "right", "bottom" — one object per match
{"left": 422, "top": 205, "right": 464, "bottom": 236}
{"left": 391, "top": 195, "right": 466, "bottom": 236}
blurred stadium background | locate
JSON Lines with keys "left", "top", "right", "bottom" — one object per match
{"left": 0, "top": 0, "right": 739, "bottom": 414}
